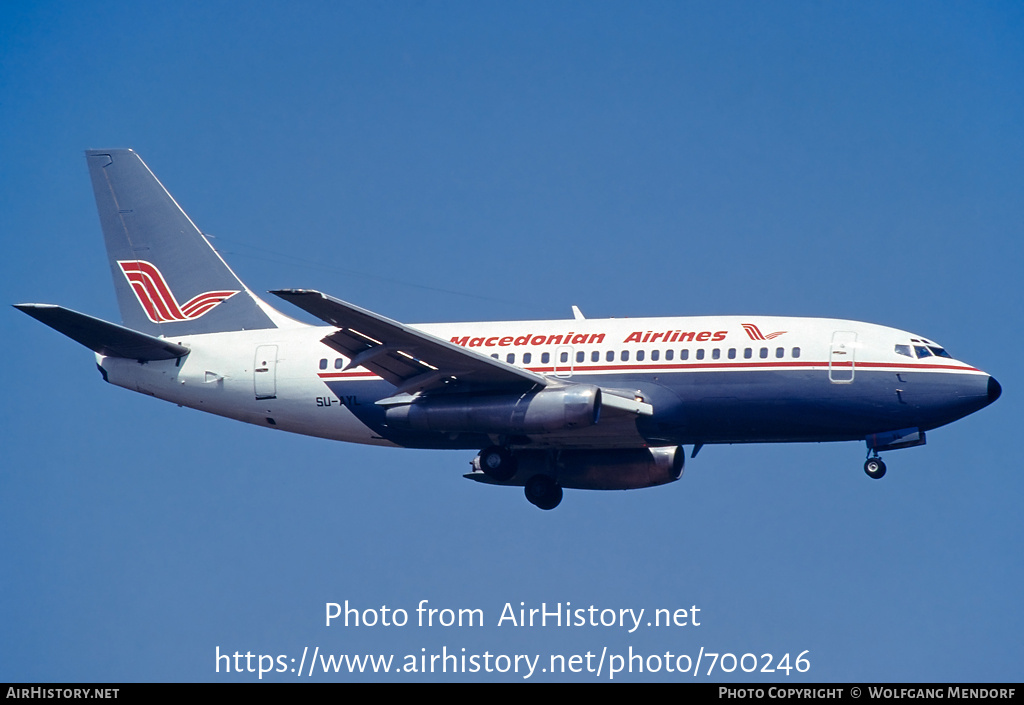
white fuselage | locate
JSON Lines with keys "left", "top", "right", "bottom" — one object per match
{"left": 97, "top": 314, "right": 992, "bottom": 451}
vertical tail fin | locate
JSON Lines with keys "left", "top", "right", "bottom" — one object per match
{"left": 86, "top": 149, "right": 279, "bottom": 335}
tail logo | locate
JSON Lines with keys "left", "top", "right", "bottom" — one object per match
{"left": 742, "top": 323, "right": 787, "bottom": 341}
{"left": 118, "top": 260, "right": 239, "bottom": 323}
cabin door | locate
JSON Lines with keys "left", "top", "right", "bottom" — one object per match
{"left": 829, "top": 332, "right": 856, "bottom": 384}
{"left": 254, "top": 345, "right": 278, "bottom": 399}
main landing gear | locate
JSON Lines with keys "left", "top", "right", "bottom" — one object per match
{"left": 524, "top": 473, "right": 563, "bottom": 511}
{"left": 864, "top": 456, "right": 887, "bottom": 480}
{"left": 475, "top": 446, "right": 564, "bottom": 510}
{"left": 478, "top": 445, "right": 517, "bottom": 482}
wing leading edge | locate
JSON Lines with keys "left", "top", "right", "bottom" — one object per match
{"left": 271, "top": 289, "right": 550, "bottom": 396}
{"left": 271, "top": 289, "right": 653, "bottom": 416}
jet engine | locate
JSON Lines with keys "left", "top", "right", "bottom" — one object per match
{"left": 385, "top": 385, "right": 602, "bottom": 435}
{"left": 542, "top": 446, "right": 684, "bottom": 490}
{"left": 469, "top": 445, "right": 686, "bottom": 491}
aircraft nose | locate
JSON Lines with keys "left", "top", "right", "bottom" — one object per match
{"left": 988, "top": 376, "right": 1002, "bottom": 404}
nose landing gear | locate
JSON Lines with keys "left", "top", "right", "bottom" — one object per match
{"left": 864, "top": 456, "right": 887, "bottom": 479}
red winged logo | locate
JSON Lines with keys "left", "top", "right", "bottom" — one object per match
{"left": 118, "top": 260, "right": 238, "bottom": 323}
{"left": 742, "top": 323, "right": 787, "bottom": 341}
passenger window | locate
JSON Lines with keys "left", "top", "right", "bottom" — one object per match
{"left": 591, "top": 351, "right": 600, "bottom": 362}
{"left": 636, "top": 350, "right": 645, "bottom": 362}
{"left": 523, "top": 353, "right": 532, "bottom": 364}
{"left": 680, "top": 349, "right": 689, "bottom": 360}
{"left": 776, "top": 347, "right": 784, "bottom": 358}
{"left": 621, "top": 350, "right": 630, "bottom": 362}
{"left": 560, "top": 351, "right": 569, "bottom": 363}
{"left": 665, "top": 349, "right": 674, "bottom": 361}
{"left": 507, "top": 353, "right": 515, "bottom": 364}
{"left": 606, "top": 350, "right": 615, "bottom": 362}
{"left": 334, "top": 358, "right": 344, "bottom": 369}
{"left": 792, "top": 347, "right": 801, "bottom": 359}
{"left": 760, "top": 348, "right": 768, "bottom": 359}
{"left": 491, "top": 354, "right": 499, "bottom": 359}
{"left": 541, "top": 352, "right": 550, "bottom": 364}
{"left": 576, "top": 351, "right": 585, "bottom": 363}
{"left": 319, "top": 358, "right": 328, "bottom": 370}
{"left": 651, "top": 349, "right": 660, "bottom": 361}
{"left": 696, "top": 349, "right": 705, "bottom": 360}
{"left": 744, "top": 348, "right": 752, "bottom": 359}
{"left": 728, "top": 348, "right": 736, "bottom": 359}
{"left": 711, "top": 348, "right": 720, "bottom": 360}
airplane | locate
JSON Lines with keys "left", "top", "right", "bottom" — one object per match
{"left": 15, "top": 149, "right": 1002, "bottom": 510}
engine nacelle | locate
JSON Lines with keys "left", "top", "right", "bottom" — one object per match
{"left": 498, "top": 446, "right": 685, "bottom": 490}
{"left": 385, "top": 385, "right": 602, "bottom": 435}
{"left": 553, "top": 446, "right": 685, "bottom": 490}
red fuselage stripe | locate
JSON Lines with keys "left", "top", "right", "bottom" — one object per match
{"left": 317, "top": 359, "right": 980, "bottom": 380}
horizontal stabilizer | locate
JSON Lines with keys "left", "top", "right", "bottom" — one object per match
{"left": 14, "top": 304, "right": 189, "bottom": 361}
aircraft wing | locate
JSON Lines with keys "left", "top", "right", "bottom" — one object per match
{"left": 271, "top": 289, "right": 550, "bottom": 396}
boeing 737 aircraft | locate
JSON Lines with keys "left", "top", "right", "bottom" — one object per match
{"left": 16, "top": 150, "right": 1001, "bottom": 509}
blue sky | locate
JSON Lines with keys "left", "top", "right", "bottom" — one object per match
{"left": 2, "top": 1, "right": 1021, "bottom": 682}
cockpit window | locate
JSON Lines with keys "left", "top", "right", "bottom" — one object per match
{"left": 897, "top": 342, "right": 950, "bottom": 360}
